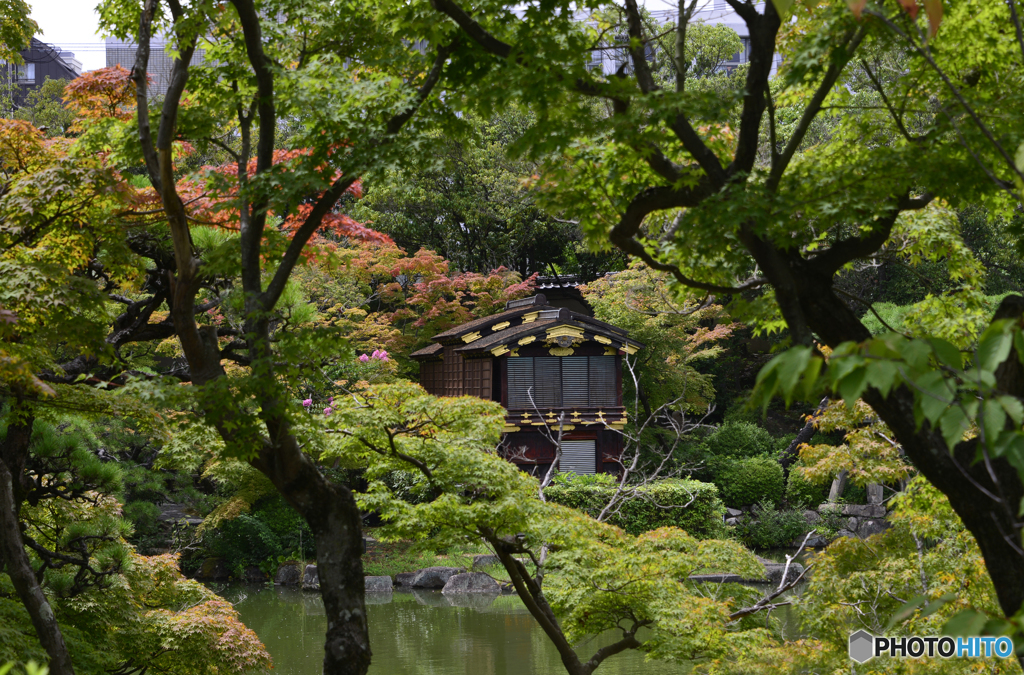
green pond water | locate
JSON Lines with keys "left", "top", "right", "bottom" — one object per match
{"left": 216, "top": 583, "right": 690, "bottom": 675}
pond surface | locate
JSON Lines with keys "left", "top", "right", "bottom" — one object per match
{"left": 217, "top": 583, "right": 690, "bottom": 675}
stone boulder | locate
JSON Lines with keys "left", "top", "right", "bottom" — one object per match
{"left": 472, "top": 554, "right": 501, "bottom": 570}
{"left": 274, "top": 562, "right": 303, "bottom": 586}
{"left": 302, "top": 564, "right": 320, "bottom": 591}
{"left": 395, "top": 572, "right": 417, "bottom": 587}
{"left": 857, "top": 518, "right": 890, "bottom": 537}
{"left": 442, "top": 572, "right": 500, "bottom": 595}
{"left": 365, "top": 575, "right": 394, "bottom": 592}
{"left": 724, "top": 507, "right": 743, "bottom": 519}
{"left": 243, "top": 565, "right": 266, "bottom": 583}
{"left": 841, "top": 504, "right": 886, "bottom": 518}
{"left": 799, "top": 534, "right": 827, "bottom": 548}
{"left": 410, "top": 566, "right": 464, "bottom": 589}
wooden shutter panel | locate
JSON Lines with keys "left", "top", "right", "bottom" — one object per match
{"left": 462, "top": 359, "right": 492, "bottom": 399}
{"left": 507, "top": 358, "right": 534, "bottom": 409}
{"left": 534, "top": 357, "right": 561, "bottom": 408}
{"left": 560, "top": 440, "right": 596, "bottom": 474}
{"left": 420, "top": 362, "right": 438, "bottom": 395}
{"left": 561, "top": 357, "right": 589, "bottom": 408}
{"left": 432, "top": 362, "right": 444, "bottom": 395}
{"left": 443, "top": 346, "right": 464, "bottom": 397}
{"left": 588, "top": 356, "right": 617, "bottom": 407}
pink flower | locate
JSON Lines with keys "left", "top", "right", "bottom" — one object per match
{"left": 324, "top": 407, "right": 333, "bottom": 415}
{"left": 372, "top": 349, "right": 389, "bottom": 362}
{"left": 302, "top": 399, "right": 312, "bottom": 407}
{"left": 328, "top": 397, "right": 334, "bottom": 404}
{"left": 358, "top": 354, "right": 370, "bottom": 362}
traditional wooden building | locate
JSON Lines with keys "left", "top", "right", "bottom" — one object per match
{"left": 410, "top": 294, "right": 643, "bottom": 475}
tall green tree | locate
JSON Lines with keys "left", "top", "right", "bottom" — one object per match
{"left": 358, "top": 111, "right": 577, "bottom": 276}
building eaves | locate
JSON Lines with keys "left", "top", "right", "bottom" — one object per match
{"left": 409, "top": 343, "right": 444, "bottom": 359}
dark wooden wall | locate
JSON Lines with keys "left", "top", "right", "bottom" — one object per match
{"left": 502, "top": 429, "right": 623, "bottom": 475}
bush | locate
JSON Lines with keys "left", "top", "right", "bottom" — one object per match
{"left": 706, "top": 421, "right": 776, "bottom": 459}
{"left": 715, "top": 456, "right": 784, "bottom": 508}
{"left": 785, "top": 467, "right": 829, "bottom": 507}
{"left": 544, "top": 478, "right": 726, "bottom": 538}
{"left": 205, "top": 495, "right": 314, "bottom": 570}
{"left": 733, "top": 499, "right": 811, "bottom": 549}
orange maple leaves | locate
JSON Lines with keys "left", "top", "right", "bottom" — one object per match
{"left": 848, "top": 0, "right": 943, "bottom": 37}
{"left": 63, "top": 64, "right": 142, "bottom": 122}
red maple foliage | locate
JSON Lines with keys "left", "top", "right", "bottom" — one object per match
{"left": 155, "top": 148, "right": 390, "bottom": 254}
{"left": 63, "top": 65, "right": 143, "bottom": 121}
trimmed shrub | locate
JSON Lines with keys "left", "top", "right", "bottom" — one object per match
{"left": 785, "top": 467, "right": 829, "bottom": 507}
{"left": 706, "top": 421, "right": 776, "bottom": 459}
{"left": 544, "top": 478, "right": 726, "bottom": 538}
{"left": 715, "top": 456, "right": 784, "bottom": 508}
{"left": 733, "top": 499, "right": 811, "bottom": 549}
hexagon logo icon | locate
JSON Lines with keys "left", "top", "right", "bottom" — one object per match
{"left": 849, "top": 630, "right": 875, "bottom": 663}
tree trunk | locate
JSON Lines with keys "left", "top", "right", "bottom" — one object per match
{"left": 251, "top": 440, "right": 371, "bottom": 675}
{"left": 792, "top": 271, "right": 1024, "bottom": 620}
{"left": 779, "top": 396, "right": 827, "bottom": 479}
{"left": 0, "top": 415, "right": 76, "bottom": 675}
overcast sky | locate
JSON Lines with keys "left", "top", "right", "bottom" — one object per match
{"left": 28, "top": 0, "right": 711, "bottom": 72}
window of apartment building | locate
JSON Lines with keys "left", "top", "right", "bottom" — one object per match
{"left": 14, "top": 63, "right": 34, "bottom": 83}
{"left": 507, "top": 356, "right": 617, "bottom": 409}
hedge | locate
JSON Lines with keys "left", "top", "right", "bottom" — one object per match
{"left": 714, "top": 456, "right": 784, "bottom": 508}
{"left": 544, "top": 478, "right": 726, "bottom": 538}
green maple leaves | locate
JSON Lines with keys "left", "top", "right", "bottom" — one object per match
{"left": 756, "top": 317, "right": 1024, "bottom": 508}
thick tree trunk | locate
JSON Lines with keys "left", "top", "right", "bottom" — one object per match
{"left": 792, "top": 272, "right": 1024, "bottom": 619}
{"left": 0, "top": 416, "right": 76, "bottom": 675}
{"left": 251, "top": 440, "right": 371, "bottom": 675}
{"left": 310, "top": 490, "right": 371, "bottom": 674}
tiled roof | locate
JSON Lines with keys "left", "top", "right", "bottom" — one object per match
{"left": 409, "top": 343, "right": 443, "bottom": 358}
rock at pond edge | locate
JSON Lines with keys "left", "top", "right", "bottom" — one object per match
{"left": 410, "top": 566, "right": 464, "bottom": 589}
{"left": 302, "top": 564, "right": 319, "bottom": 591}
{"left": 442, "top": 572, "right": 500, "bottom": 595}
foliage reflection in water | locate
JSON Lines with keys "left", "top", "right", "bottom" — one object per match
{"left": 217, "top": 583, "right": 689, "bottom": 675}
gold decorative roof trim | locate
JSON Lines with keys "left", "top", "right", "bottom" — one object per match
{"left": 546, "top": 325, "right": 584, "bottom": 340}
